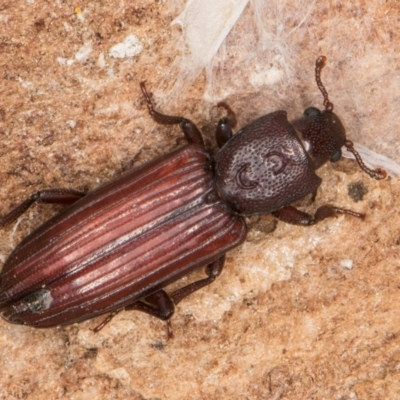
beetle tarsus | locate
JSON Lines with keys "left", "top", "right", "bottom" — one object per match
{"left": 140, "top": 81, "right": 204, "bottom": 146}
{"left": 167, "top": 319, "right": 174, "bottom": 340}
{"left": 92, "top": 309, "right": 122, "bottom": 333}
{"left": 217, "top": 102, "right": 237, "bottom": 128}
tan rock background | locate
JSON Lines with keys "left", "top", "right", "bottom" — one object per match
{"left": 0, "top": 1, "right": 399, "bottom": 399}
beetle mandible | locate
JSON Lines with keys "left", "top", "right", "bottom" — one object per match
{"left": 0, "top": 56, "right": 386, "bottom": 331}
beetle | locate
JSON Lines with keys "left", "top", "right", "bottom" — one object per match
{"left": 0, "top": 56, "right": 385, "bottom": 331}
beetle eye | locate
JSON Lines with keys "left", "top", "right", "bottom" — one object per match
{"left": 330, "top": 149, "right": 342, "bottom": 163}
{"left": 304, "top": 107, "right": 321, "bottom": 117}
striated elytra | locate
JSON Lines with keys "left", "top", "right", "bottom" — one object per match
{"left": 0, "top": 57, "right": 386, "bottom": 331}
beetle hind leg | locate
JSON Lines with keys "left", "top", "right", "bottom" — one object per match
{"left": 92, "top": 256, "right": 226, "bottom": 334}
{"left": 0, "top": 189, "right": 86, "bottom": 227}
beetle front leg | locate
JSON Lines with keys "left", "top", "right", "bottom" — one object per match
{"left": 140, "top": 82, "right": 204, "bottom": 146}
{"left": 216, "top": 102, "right": 237, "bottom": 148}
{"left": 0, "top": 189, "right": 86, "bottom": 227}
{"left": 272, "top": 205, "right": 365, "bottom": 226}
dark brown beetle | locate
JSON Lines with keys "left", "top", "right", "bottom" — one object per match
{"left": 0, "top": 57, "right": 385, "bottom": 331}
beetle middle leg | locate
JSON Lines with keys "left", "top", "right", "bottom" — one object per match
{"left": 0, "top": 189, "right": 86, "bottom": 227}
{"left": 272, "top": 205, "right": 365, "bottom": 226}
{"left": 140, "top": 82, "right": 204, "bottom": 146}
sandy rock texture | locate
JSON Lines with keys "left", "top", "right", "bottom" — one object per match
{"left": 0, "top": 1, "right": 399, "bottom": 399}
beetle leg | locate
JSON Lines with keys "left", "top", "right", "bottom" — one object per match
{"left": 216, "top": 102, "right": 237, "bottom": 148}
{"left": 128, "top": 256, "right": 226, "bottom": 317}
{"left": 140, "top": 82, "right": 204, "bottom": 146}
{"left": 92, "top": 256, "right": 226, "bottom": 335}
{"left": 91, "top": 291, "right": 175, "bottom": 333}
{"left": 272, "top": 205, "right": 365, "bottom": 226}
{"left": 310, "top": 190, "right": 318, "bottom": 203}
{"left": 91, "top": 309, "right": 123, "bottom": 333}
{"left": 0, "top": 189, "right": 86, "bottom": 227}
{"left": 170, "top": 254, "right": 226, "bottom": 305}
{"left": 94, "top": 257, "right": 225, "bottom": 335}
{"left": 126, "top": 290, "right": 175, "bottom": 320}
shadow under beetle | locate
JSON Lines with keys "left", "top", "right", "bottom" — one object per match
{"left": 0, "top": 57, "right": 386, "bottom": 331}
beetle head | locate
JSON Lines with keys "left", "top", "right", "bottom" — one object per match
{"left": 292, "top": 56, "right": 385, "bottom": 180}
{"left": 291, "top": 56, "right": 345, "bottom": 169}
{"left": 292, "top": 106, "right": 346, "bottom": 169}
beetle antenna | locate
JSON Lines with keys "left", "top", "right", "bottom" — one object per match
{"left": 315, "top": 56, "right": 334, "bottom": 113}
{"left": 345, "top": 140, "right": 387, "bottom": 180}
